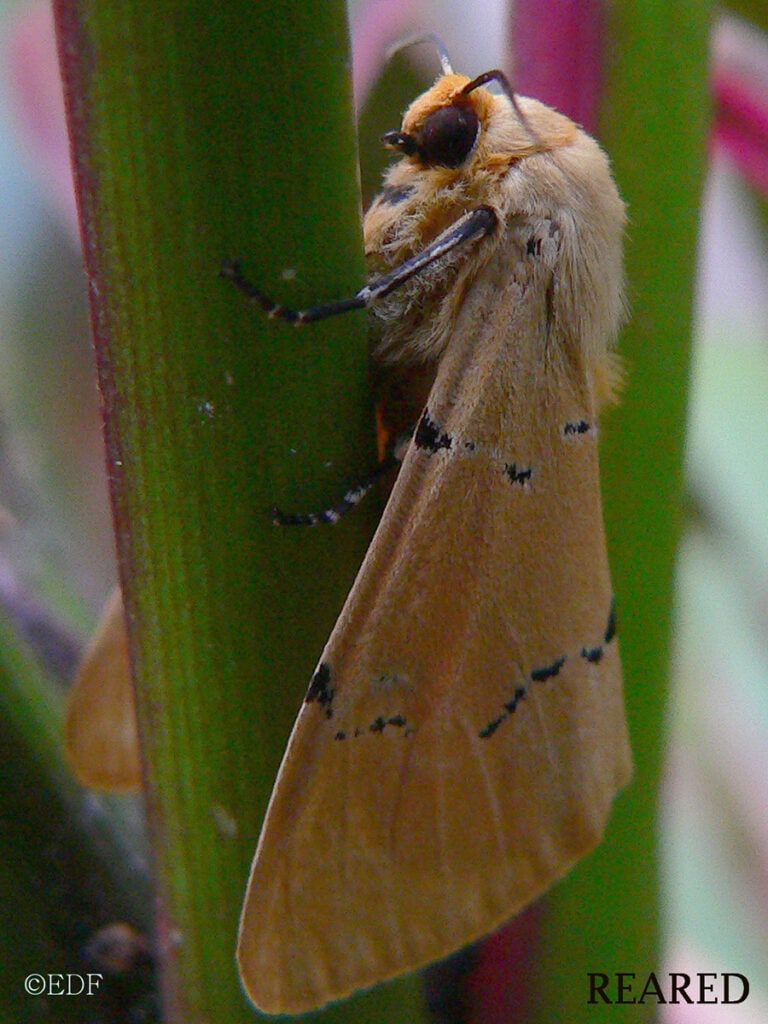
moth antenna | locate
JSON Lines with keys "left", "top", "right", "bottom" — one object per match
{"left": 385, "top": 31, "right": 454, "bottom": 75}
{"left": 461, "top": 69, "right": 539, "bottom": 144}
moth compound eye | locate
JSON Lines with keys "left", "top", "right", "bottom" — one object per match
{"left": 419, "top": 103, "right": 480, "bottom": 168}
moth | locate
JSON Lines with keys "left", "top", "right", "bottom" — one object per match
{"left": 231, "top": 42, "right": 631, "bottom": 1016}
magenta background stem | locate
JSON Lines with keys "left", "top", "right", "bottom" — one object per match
{"left": 510, "top": 0, "right": 605, "bottom": 133}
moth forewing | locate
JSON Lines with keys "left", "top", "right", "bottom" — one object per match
{"left": 237, "top": 66, "right": 630, "bottom": 1016}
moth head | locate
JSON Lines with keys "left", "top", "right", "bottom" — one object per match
{"left": 383, "top": 73, "right": 491, "bottom": 170}
{"left": 383, "top": 69, "right": 578, "bottom": 172}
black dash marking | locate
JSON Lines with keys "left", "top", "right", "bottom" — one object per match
{"left": 369, "top": 714, "right": 407, "bottom": 734}
{"left": 581, "top": 645, "right": 604, "bottom": 664}
{"left": 305, "top": 662, "right": 335, "bottom": 718}
{"left": 334, "top": 731, "right": 346, "bottom": 741}
{"left": 564, "top": 419, "right": 591, "bottom": 435}
{"left": 415, "top": 410, "right": 452, "bottom": 454}
{"left": 378, "top": 184, "right": 416, "bottom": 206}
{"left": 479, "top": 715, "right": 505, "bottom": 739}
{"left": 504, "top": 686, "right": 527, "bottom": 713}
{"left": 505, "top": 462, "right": 532, "bottom": 486}
{"left": 530, "top": 654, "right": 566, "bottom": 683}
{"left": 464, "top": 440, "right": 477, "bottom": 451}
{"left": 604, "top": 600, "right": 617, "bottom": 644}
{"left": 526, "top": 236, "right": 542, "bottom": 257}
{"left": 479, "top": 686, "right": 527, "bottom": 739}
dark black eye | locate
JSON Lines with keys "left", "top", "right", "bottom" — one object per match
{"left": 419, "top": 104, "right": 479, "bottom": 168}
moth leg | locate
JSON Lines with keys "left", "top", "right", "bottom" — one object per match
{"left": 272, "top": 428, "right": 414, "bottom": 526}
{"left": 221, "top": 205, "right": 497, "bottom": 325}
{"left": 272, "top": 449, "right": 402, "bottom": 526}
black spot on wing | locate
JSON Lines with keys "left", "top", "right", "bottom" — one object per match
{"left": 530, "top": 654, "right": 566, "bottom": 683}
{"left": 305, "top": 662, "right": 335, "bottom": 718}
{"left": 479, "top": 685, "right": 528, "bottom": 739}
{"left": 334, "top": 714, "right": 410, "bottom": 740}
{"left": 370, "top": 714, "right": 408, "bottom": 734}
{"left": 415, "top": 409, "right": 453, "bottom": 453}
{"left": 564, "top": 419, "right": 591, "bottom": 436}
{"left": 581, "top": 645, "right": 603, "bottom": 663}
{"left": 479, "top": 715, "right": 505, "bottom": 739}
{"left": 505, "top": 462, "right": 532, "bottom": 486}
{"left": 504, "top": 686, "right": 527, "bottom": 713}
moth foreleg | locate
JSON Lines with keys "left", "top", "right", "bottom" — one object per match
{"left": 221, "top": 205, "right": 497, "bottom": 325}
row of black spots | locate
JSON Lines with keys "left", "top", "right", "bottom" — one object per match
{"left": 505, "top": 462, "right": 532, "bottom": 486}
{"left": 305, "top": 662, "right": 335, "bottom": 719}
{"left": 414, "top": 409, "right": 536, "bottom": 489}
{"left": 479, "top": 683, "right": 529, "bottom": 739}
{"left": 415, "top": 409, "right": 453, "bottom": 453}
{"left": 563, "top": 419, "right": 591, "bottom": 436}
{"left": 478, "top": 601, "right": 617, "bottom": 739}
{"left": 334, "top": 713, "right": 410, "bottom": 742}
{"left": 480, "top": 654, "right": 566, "bottom": 740}
{"left": 376, "top": 184, "right": 417, "bottom": 207}
{"left": 482, "top": 655, "right": 565, "bottom": 739}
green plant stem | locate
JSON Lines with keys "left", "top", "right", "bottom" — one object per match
{"left": 54, "top": 2, "right": 425, "bottom": 1020}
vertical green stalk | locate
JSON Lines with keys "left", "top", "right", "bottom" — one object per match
{"left": 55, "top": 2, "right": 425, "bottom": 1020}
{"left": 534, "top": 4, "right": 711, "bottom": 1020}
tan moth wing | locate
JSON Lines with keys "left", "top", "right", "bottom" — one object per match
{"left": 65, "top": 585, "right": 141, "bottom": 792}
{"left": 237, "top": 72, "right": 630, "bottom": 1013}
{"left": 238, "top": 224, "right": 630, "bottom": 1014}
